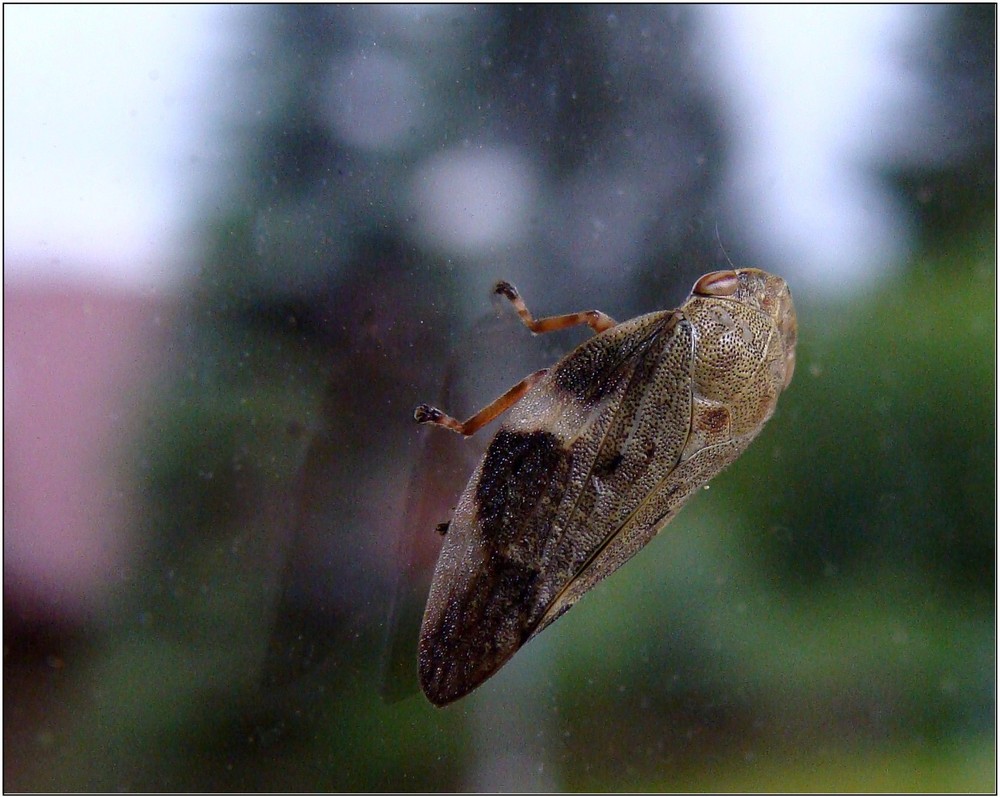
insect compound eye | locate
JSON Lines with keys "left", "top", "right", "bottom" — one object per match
{"left": 693, "top": 270, "right": 740, "bottom": 297}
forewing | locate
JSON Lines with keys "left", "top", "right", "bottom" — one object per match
{"left": 532, "top": 436, "right": 748, "bottom": 635}
{"left": 418, "top": 310, "right": 688, "bottom": 705}
{"left": 527, "top": 311, "right": 697, "bottom": 632}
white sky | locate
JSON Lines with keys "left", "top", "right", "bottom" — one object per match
{"left": 3, "top": 6, "right": 934, "bottom": 295}
{"left": 698, "top": 5, "right": 932, "bottom": 293}
{"left": 3, "top": 5, "right": 228, "bottom": 290}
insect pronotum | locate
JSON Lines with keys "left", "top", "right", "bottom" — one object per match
{"left": 414, "top": 268, "right": 797, "bottom": 706}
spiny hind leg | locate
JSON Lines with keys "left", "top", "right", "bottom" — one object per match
{"left": 414, "top": 282, "right": 616, "bottom": 436}
{"left": 414, "top": 368, "right": 549, "bottom": 437}
{"left": 494, "top": 281, "right": 617, "bottom": 335}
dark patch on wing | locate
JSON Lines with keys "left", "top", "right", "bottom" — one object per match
{"left": 550, "top": 313, "right": 672, "bottom": 405}
{"left": 418, "top": 550, "right": 538, "bottom": 705}
{"left": 475, "top": 429, "right": 566, "bottom": 553}
{"left": 592, "top": 450, "right": 624, "bottom": 478}
{"left": 421, "top": 428, "right": 576, "bottom": 704}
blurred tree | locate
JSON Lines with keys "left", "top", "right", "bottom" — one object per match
{"left": 888, "top": 4, "right": 995, "bottom": 255}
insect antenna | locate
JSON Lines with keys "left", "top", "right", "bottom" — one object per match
{"left": 715, "top": 221, "right": 737, "bottom": 271}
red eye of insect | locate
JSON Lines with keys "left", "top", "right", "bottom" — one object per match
{"left": 693, "top": 270, "right": 740, "bottom": 297}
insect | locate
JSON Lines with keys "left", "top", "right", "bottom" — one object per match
{"left": 413, "top": 268, "right": 797, "bottom": 706}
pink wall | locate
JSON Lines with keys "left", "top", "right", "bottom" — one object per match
{"left": 4, "top": 279, "right": 171, "bottom": 624}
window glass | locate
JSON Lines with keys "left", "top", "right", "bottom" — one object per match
{"left": 5, "top": 6, "right": 993, "bottom": 791}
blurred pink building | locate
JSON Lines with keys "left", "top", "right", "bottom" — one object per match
{"left": 4, "top": 277, "right": 171, "bottom": 627}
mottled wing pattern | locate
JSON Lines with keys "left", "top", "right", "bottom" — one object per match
{"left": 418, "top": 310, "right": 691, "bottom": 704}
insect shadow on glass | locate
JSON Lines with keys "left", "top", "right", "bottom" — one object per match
{"left": 413, "top": 270, "right": 797, "bottom": 706}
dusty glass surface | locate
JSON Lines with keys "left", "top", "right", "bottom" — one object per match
{"left": 4, "top": 5, "right": 994, "bottom": 791}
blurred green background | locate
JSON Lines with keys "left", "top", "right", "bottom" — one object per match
{"left": 5, "top": 5, "right": 994, "bottom": 792}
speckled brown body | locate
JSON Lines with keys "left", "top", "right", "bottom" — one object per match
{"left": 417, "top": 269, "right": 797, "bottom": 706}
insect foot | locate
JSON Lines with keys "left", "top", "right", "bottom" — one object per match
{"left": 415, "top": 268, "right": 797, "bottom": 706}
{"left": 413, "top": 404, "right": 443, "bottom": 424}
{"left": 493, "top": 280, "right": 518, "bottom": 301}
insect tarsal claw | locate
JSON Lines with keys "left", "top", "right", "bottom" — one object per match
{"left": 493, "top": 280, "right": 518, "bottom": 301}
{"left": 413, "top": 404, "right": 441, "bottom": 424}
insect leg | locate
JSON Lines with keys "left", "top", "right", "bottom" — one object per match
{"left": 414, "top": 367, "right": 549, "bottom": 436}
{"left": 494, "top": 281, "right": 617, "bottom": 334}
